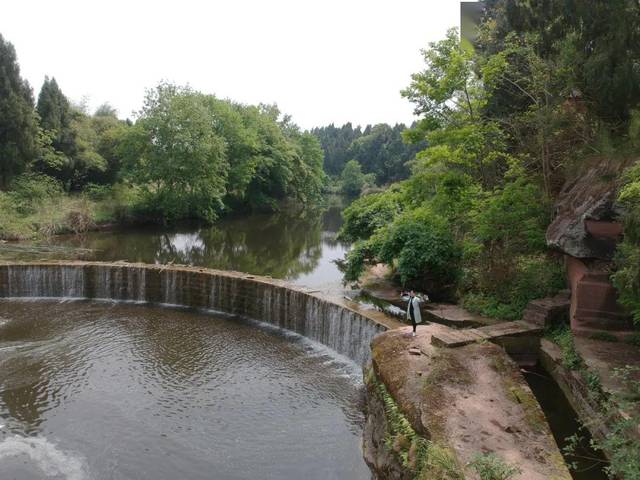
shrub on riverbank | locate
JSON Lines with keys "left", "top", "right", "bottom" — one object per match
{"left": 0, "top": 175, "right": 145, "bottom": 240}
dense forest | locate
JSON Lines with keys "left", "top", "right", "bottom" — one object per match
{"left": 312, "top": 123, "right": 425, "bottom": 190}
{"left": 339, "top": 0, "right": 640, "bottom": 326}
{"left": 0, "top": 33, "right": 325, "bottom": 238}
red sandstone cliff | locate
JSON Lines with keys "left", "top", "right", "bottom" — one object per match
{"left": 546, "top": 162, "right": 632, "bottom": 336}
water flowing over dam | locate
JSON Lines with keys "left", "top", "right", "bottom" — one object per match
{"left": 0, "top": 261, "right": 386, "bottom": 365}
{"left": 0, "top": 261, "right": 390, "bottom": 479}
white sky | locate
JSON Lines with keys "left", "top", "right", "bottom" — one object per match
{"left": 2, "top": 0, "right": 463, "bottom": 129}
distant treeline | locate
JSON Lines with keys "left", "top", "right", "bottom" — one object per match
{"left": 0, "top": 33, "right": 325, "bottom": 227}
{"left": 311, "top": 123, "right": 426, "bottom": 184}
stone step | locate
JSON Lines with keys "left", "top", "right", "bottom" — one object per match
{"left": 431, "top": 321, "right": 542, "bottom": 349}
{"left": 521, "top": 294, "right": 570, "bottom": 328}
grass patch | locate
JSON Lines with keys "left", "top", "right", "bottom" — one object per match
{"left": 469, "top": 453, "right": 521, "bottom": 480}
{"left": 0, "top": 180, "right": 144, "bottom": 241}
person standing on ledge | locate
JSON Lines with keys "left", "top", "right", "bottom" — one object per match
{"left": 401, "top": 290, "right": 428, "bottom": 336}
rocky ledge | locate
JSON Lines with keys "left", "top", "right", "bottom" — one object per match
{"left": 363, "top": 324, "right": 571, "bottom": 480}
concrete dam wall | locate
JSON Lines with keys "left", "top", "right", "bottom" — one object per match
{"left": 0, "top": 261, "right": 386, "bottom": 365}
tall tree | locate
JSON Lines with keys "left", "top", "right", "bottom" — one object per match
{"left": 120, "top": 83, "right": 229, "bottom": 223}
{"left": 36, "top": 76, "right": 75, "bottom": 153}
{"left": 34, "top": 76, "right": 80, "bottom": 187}
{"left": 0, "top": 33, "right": 38, "bottom": 188}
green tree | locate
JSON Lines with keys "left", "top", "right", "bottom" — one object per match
{"left": 121, "top": 83, "right": 228, "bottom": 223}
{"left": 311, "top": 123, "right": 362, "bottom": 176}
{"left": 36, "top": 77, "right": 74, "bottom": 151}
{"left": 0, "top": 34, "right": 38, "bottom": 188}
{"left": 483, "top": 0, "right": 640, "bottom": 124}
{"left": 94, "top": 103, "right": 118, "bottom": 117}
{"left": 340, "top": 159, "right": 373, "bottom": 196}
{"left": 34, "top": 77, "right": 79, "bottom": 187}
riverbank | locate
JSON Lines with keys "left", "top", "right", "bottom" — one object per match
{"left": 364, "top": 324, "right": 571, "bottom": 480}
{"left": 360, "top": 275, "right": 639, "bottom": 479}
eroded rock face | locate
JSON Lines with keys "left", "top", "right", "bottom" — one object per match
{"left": 362, "top": 380, "right": 411, "bottom": 480}
{"left": 364, "top": 325, "right": 572, "bottom": 480}
{"left": 546, "top": 165, "right": 624, "bottom": 259}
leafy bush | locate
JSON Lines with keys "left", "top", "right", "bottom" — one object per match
{"left": 463, "top": 254, "right": 564, "bottom": 320}
{"left": 612, "top": 161, "right": 640, "bottom": 327}
{"left": 376, "top": 208, "right": 462, "bottom": 292}
{"left": 342, "top": 207, "right": 462, "bottom": 298}
{"left": 338, "top": 188, "right": 403, "bottom": 242}
{"left": 9, "top": 172, "right": 63, "bottom": 214}
{"left": 83, "top": 183, "right": 112, "bottom": 201}
{"left": 462, "top": 293, "right": 523, "bottom": 321}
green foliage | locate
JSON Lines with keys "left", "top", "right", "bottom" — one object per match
{"left": 311, "top": 122, "right": 423, "bottom": 182}
{"left": 349, "top": 123, "right": 424, "bottom": 184}
{"left": 462, "top": 178, "right": 560, "bottom": 318}
{"left": 33, "top": 78, "right": 132, "bottom": 191}
{"left": 464, "top": 255, "right": 564, "bottom": 320}
{"left": 462, "top": 293, "right": 522, "bottom": 322}
{"left": 484, "top": 0, "right": 640, "bottom": 124}
{"left": 547, "top": 325, "right": 583, "bottom": 370}
{"left": 120, "top": 83, "right": 228, "bottom": 223}
{"left": 342, "top": 206, "right": 462, "bottom": 297}
{"left": 341, "top": 240, "right": 372, "bottom": 283}
{"left": 311, "top": 123, "right": 362, "bottom": 176}
{"left": 469, "top": 453, "right": 521, "bottom": 480}
{"left": 339, "top": 189, "right": 403, "bottom": 242}
{"left": 367, "top": 369, "right": 463, "bottom": 479}
{"left": 339, "top": 160, "right": 374, "bottom": 196}
{"left": 375, "top": 208, "right": 461, "bottom": 290}
{"left": 599, "top": 366, "right": 640, "bottom": 480}
{"left": 471, "top": 179, "right": 549, "bottom": 254}
{"left": 8, "top": 172, "right": 63, "bottom": 215}
{"left": 612, "top": 161, "right": 640, "bottom": 327}
{"left": 401, "top": 28, "right": 477, "bottom": 127}
{"left": 0, "top": 33, "right": 38, "bottom": 188}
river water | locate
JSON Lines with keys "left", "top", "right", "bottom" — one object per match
{"left": 16, "top": 200, "right": 351, "bottom": 296}
{"left": 0, "top": 200, "right": 376, "bottom": 479}
{"left": 0, "top": 299, "right": 371, "bottom": 480}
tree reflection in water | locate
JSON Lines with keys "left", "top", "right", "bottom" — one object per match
{"left": 43, "top": 199, "right": 351, "bottom": 288}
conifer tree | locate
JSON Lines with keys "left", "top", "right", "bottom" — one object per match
{"left": 0, "top": 33, "right": 38, "bottom": 188}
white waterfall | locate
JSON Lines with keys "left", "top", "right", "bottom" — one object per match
{"left": 0, "top": 263, "right": 385, "bottom": 364}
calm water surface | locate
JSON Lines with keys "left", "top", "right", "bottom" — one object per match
{"left": 29, "top": 200, "right": 351, "bottom": 295}
{"left": 0, "top": 299, "right": 370, "bottom": 480}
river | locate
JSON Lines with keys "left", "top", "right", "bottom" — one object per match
{"left": 17, "top": 199, "right": 351, "bottom": 296}
{"left": 0, "top": 199, "right": 376, "bottom": 479}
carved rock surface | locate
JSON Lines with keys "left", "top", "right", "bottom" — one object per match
{"left": 546, "top": 165, "right": 624, "bottom": 259}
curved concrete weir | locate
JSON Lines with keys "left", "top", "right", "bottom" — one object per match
{"left": 0, "top": 261, "right": 387, "bottom": 365}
